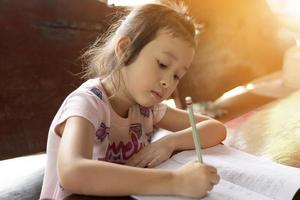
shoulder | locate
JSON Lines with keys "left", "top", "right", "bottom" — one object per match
{"left": 66, "top": 78, "right": 110, "bottom": 108}
{"left": 54, "top": 79, "right": 111, "bottom": 131}
{"left": 77, "top": 78, "right": 108, "bottom": 100}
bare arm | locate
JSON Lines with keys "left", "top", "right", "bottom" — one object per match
{"left": 156, "top": 107, "right": 227, "bottom": 151}
{"left": 126, "top": 106, "right": 226, "bottom": 168}
{"left": 57, "top": 116, "right": 175, "bottom": 196}
{"left": 57, "top": 116, "right": 220, "bottom": 197}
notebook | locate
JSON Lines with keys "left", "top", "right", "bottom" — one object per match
{"left": 132, "top": 144, "right": 300, "bottom": 200}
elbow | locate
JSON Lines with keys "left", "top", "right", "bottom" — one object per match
{"left": 206, "top": 119, "right": 227, "bottom": 145}
{"left": 58, "top": 166, "right": 76, "bottom": 193}
{"left": 58, "top": 159, "right": 86, "bottom": 194}
{"left": 218, "top": 122, "right": 227, "bottom": 142}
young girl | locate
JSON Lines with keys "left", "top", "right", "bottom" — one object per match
{"left": 40, "top": 2, "right": 226, "bottom": 199}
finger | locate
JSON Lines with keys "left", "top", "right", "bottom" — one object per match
{"left": 127, "top": 154, "right": 144, "bottom": 166}
{"left": 208, "top": 183, "right": 214, "bottom": 191}
{"left": 211, "top": 174, "right": 220, "bottom": 184}
{"left": 136, "top": 155, "right": 154, "bottom": 168}
{"left": 126, "top": 158, "right": 137, "bottom": 166}
{"left": 206, "top": 165, "right": 217, "bottom": 173}
{"left": 147, "top": 156, "right": 161, "bottom": 168}
{"left": 190, "top": 160, "right": 202, "bottom": 165}
{"left": 132, "top": 152, "right": 154, "bottom": 168}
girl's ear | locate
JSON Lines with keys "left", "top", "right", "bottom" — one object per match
{"left": 115, "top": 36, "right": 131, "bottom": 62}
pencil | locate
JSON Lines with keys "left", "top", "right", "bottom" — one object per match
{"left": 185, "top": 96, "right": 203, "bottom": 163}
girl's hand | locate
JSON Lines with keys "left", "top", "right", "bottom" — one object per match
{"left": 126, "top": 135, "right": 175, "bottom": 168}
{"left": 173, "top": 161, "right": 220, "bottom": 198}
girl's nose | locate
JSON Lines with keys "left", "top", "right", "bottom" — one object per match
{"left": 160, "top": 79, "right": 169, "bottom": 88}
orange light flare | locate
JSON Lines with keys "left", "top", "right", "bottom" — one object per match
{"left": 267, "top": 0, "right": 300, "bottom": 32}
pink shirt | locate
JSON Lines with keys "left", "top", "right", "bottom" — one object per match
{"left": 40, "top": 78, "right": 167, "bottom": 200}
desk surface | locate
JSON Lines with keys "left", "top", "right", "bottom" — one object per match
{"left": 215, "top": 70, "right": 299, "bottom": 123}
{"left": 223, "top": 90, "right": 300, "bottom": 168}
{"left": 215, "top": 91, "right": 275, "bottom": 123}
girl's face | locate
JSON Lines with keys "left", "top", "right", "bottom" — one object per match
{"left": 121, "top": 29, "right": 195, "bottom": 107}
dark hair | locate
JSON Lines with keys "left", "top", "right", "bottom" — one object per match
{"left": 82, "top": 1, "right": 200, "bottom": 94}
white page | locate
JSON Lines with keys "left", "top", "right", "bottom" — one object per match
{"left": 133, "top": 145, "right": 300, "bottom": 200}
{"left": 133, "top": 162, "right": 273, "bottom": 200}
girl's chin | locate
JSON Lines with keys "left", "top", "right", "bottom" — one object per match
{"left": 138, "top": 102, "right": 156, "bottom": 107}
{"left": 137, "top": 99, "right": 162, "bottom": 107}
{"left": 135, "top": 94, "right": 165, "bottom": 107}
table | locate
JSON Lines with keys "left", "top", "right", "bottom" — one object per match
{"left": 215, "top": 70, "right": 298, "bottom": 122}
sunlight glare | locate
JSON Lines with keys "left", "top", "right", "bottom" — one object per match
{"left": 267, "top": 0, "right": 300, "bottom": 32}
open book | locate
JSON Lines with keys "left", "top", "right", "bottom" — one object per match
{"left": 132, "top": 144, "right": 300, "bottom": 200}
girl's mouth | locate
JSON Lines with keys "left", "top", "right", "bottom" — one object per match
{"left": 151, "top": 90, "right": 163, "bottom": 100}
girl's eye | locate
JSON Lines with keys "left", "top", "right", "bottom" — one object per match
{"left": 174, "top": 74, "right": 180, "bottom": 80}
{"left": 157, "top": 59, "right": 167, "bottom": 69}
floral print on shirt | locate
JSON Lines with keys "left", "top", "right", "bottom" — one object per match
{"left": 96, "top": 122, "right": 110, "bottom": 142}
{"left": 140, "top": 106, "right": 152, "bottom": 118}
{"left": 90, "top": 87, "right": 103, "bottom": 99}
{"left": 99, "top": 123, "right": 147, "bottom": 164}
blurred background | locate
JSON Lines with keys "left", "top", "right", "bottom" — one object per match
{"left": 1, "top": 0, "right": 300, "bottom": 160}
{"left": 2, "top": 2, "right": 300, "bottom": 200}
